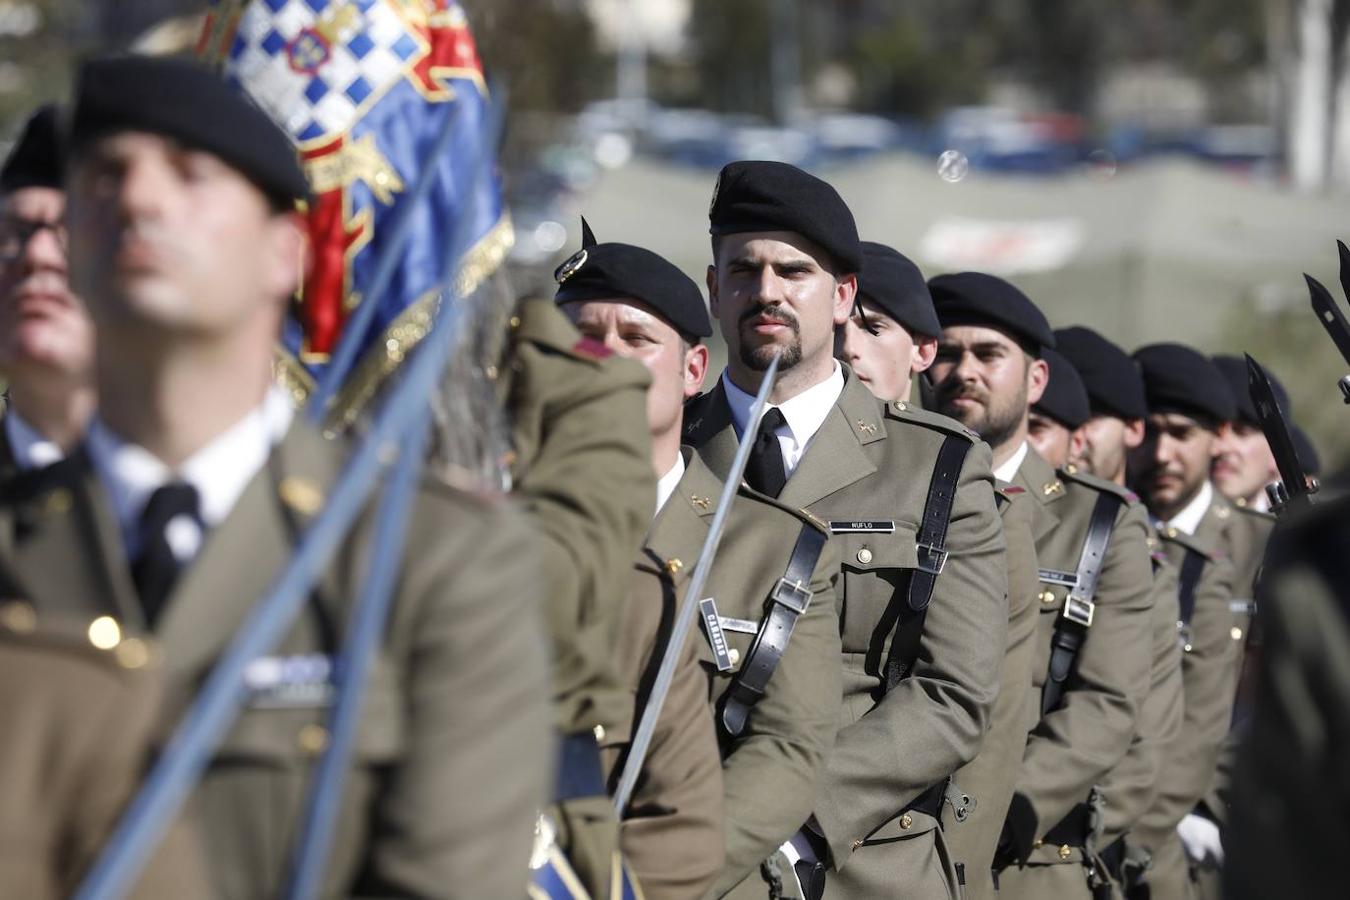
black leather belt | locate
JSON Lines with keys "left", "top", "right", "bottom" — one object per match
{"left": 721, "top": 522, "right": 828, "bottom": 737}
{"left": 1041, "top": 492, "right": 1121, "bottom": 717}
{"left": 553, "top": 731, "right": 605, "bottom": 802}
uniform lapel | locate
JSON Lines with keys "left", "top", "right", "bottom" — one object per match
{"left": 1012, "top": 447, "right": 1063, "bottom": 543}
{"left": 1192, "top": 489, "right": 1231, "bottom": 550}
{"left": 646, "top": 450, "right": 716, "bottom": 578}
{"left": 778, "top": 375, "right": 879, "bottom": 510}
{"left": 155, "top": 423, "right": 339, "bottom": 685}
{"left": 683, "top": 383, "right": 739, "bottom": 479}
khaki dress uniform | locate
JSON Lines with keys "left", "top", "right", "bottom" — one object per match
{"left": 686, "top": 369, "right": 1008, "bottom": 900}
{"left": 503, "top": 296, "right": 657, "bottom": 897}
{"left": 641, "top": 451, "right": 841, "bottom": 899}
{"left": 996, "top": 453, "right": 1154, "bottom": 900}
{"left": 0, "top": 608, "right": 210, "bottom": 900}
{"left": 0, "top": 421, "right": 552, "bottom": 900}
{"left": 600, "top": 557, "right": 726, "bottom": 900}
{"left": 943, "top": 483, "right": 1041, "bottom": 900}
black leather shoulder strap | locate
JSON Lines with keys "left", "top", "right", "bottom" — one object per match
{"left": 1041, "top": 491, "right": 1122, "bottom": 717}
{"left": 883, "top": 434, "right": 971, "bottom": 692}
{"left": 721, "top": 522, "right": 828, "bottom": 738}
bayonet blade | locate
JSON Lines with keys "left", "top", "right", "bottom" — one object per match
{"left": 1307, "top": 272, "right": 1350, "bottom": 367}
{"left": 1246, "top": 353, "right": 1314, "bottom": 514}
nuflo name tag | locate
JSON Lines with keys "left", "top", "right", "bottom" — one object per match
{"left": 829, "top": 520, "right": 895, "bottom": 534}
{"left": 243, "top": 653, "right": 335, "bottom": 708}
{"left": 1038, "top": 568, "right": 1078, "bottom": 587}
{"left": 699, "top": 598, "right": 735, "bottom": 672}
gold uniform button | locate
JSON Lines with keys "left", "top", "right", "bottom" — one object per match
{"left": 664, "top": 558, "right": 684, "bottom": 576}
{"left": 509, "top": 315, "right": 522, "bottom": 330}
{"left": 1040, "top": 590, "right": 1056, "bottom": 604}
{"left": 1064, "top": 463, "right": 1078, "bottom": 475}
{"left": 852, "top": 840, "right": 863, "bottom": 851}
{"left": 1058, "top": 844, "right": 1072, "bottom": 860}
{"left": 899, "top": 813, "right": 913, "bottom": 830}
{"left": 893, "top": 401, "right": 907, "bottom": 411}
{"left": 279, "top": 477, "right": 325, "bottom": 517}
{"left": 1166, "top": 527, "right": 1179, "bottom": 539}
{"left": 1033, "top": 839, "right": 1044, "bottom": 849}
{"left": 593, "top": 724, "right": 606, "bottom": 742}
{"left": 88, "top": 616, "right": 122, "bottom": 650}
{"left": 1231, "top": 626, "right": 1244, "bottom": 641}
{"left": 298, "top": 724, "right": 330, "bottom": 756}
{"left": 857, "top": 548, "right": 873, "bottom": 565}
{"left": 728, "top": 648, "right": 741, "bottom": 666}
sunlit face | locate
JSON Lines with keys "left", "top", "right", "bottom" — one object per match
{"left": 1212, "top": 420, "right": 1277, "bottom": 503}
{"left": 0, "top": 186, "right": 93, "bottom": 381}
{"left": 833, "top": 297, "right": 936, "bottom": 403}
{"left": 561, "top": 298, "right": 707, "bottom": 453}
{"left": 1027, "top": 409, "right": 1085, "bottom": 469}
{"left": 1072, "top": 414, "right": 1144, "bottom": 484}
{"left": 708, "top": 231, "right": 854, "bottom": 377}
{"left": 1130, "top": 411, "right": 1218, "bottom": 517}
{"left": 931, "top": 325, "right": 1047, "bottom": 453}
{"left": 67, "top": 131, "right": 303, "bottom": 341}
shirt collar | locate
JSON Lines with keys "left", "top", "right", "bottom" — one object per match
{"left": 4, "top": 409, "right": 65, "bottom": 471}
{"left": 993, "top": 441, "right": 1029, "bottom": 484}
{"left": 87, "top": 388, "right": 294, "bottom": 551}
{"left": 1162, "top": 479, "right": 1214, "bottom": 535}
{"left": 721, "top": 360, "right": 844, "bottom": 448}
{"left": 655, "top": 453, "right": 686, "bottom": 516}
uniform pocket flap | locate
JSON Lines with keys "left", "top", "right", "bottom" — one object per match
{"left": 863, "top": 806, "right": 941, "bottom": 844}
{"left": 838, "top": 527, "right": 919, "bottom": 573}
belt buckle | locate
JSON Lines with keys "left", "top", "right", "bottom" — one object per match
{"left": 771, "top": 577, "right": 813, "bottom": 614}
{"left": 1062, "top": 595, "right": 1095, "bottom": 627}
{"left": 915, "top": 542, "right": 948, "bottom": 576}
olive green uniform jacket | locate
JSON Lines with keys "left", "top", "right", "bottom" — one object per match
{"left": 997, "top": 452, "right": 1153, "bottom": 900}
{"left": 686, "top": 370, "right": 1008, "bottom": 900}
{"left": 642, "top": 451, "right": 841, "bottom": 898}
{"left": 0, "top": 422, "right": 552, "bottom": 900}
{"left": 1226, "top": 492, "right": 1349, "bottom": 900}
{"left": 601, "top": 556, "right": 725, "bottom": 900}
{"left": 0, "top": 610, "right": 210, "bottom": 900}
{"left": 943, "top": 483, "right": 1040, "bottom": 900}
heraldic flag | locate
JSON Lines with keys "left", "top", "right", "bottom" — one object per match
{"left": 198, "top": 0, "right": 512, "bottom": 421}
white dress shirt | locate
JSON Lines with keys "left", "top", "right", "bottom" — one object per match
{"left": 993, "top": 440, "right": 1029, "bottom": 484}
{"left": 4, "top": 410, "right": 65, "bottom": 471}
{"left": 1162, "top": 479, "right": 1213, "bottom": 536}
{"left": 722, "top": 361, "right": 845, "bottom": 479}
{"left": 655, "top": 453, "right": 686, "bottom": 516}
{"left": 86, "top": 388, "right": 294, "bottom": 562}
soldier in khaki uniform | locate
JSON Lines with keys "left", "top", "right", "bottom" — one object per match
{"left": 502, "top": 291, "right": 656, "bottom": 897}
{"left": 834, "top": 241, "right": 1040, "bottom": 900}
{"left": 0, "top": 605, "right": 209, "bottom": 899}
{"left": 928, "top": 276, "right": 1154, "bottom": 900}
{"left": 554, "top": 225, "right": 841, "bottom": 899}
{"left": 1125, "top": 345, "right": 1251, "bottom": 899}
{"left": 0, "top": 56, "right": 551, "bottom": 898}
{"left": 686, "top": 161, "right": 1007, "bottom": 900}
{"left": 1024, "top": 348, "right": 1089, "bottom": 471}
{"left": 0, "top": 104, "right": 96, "bottom": 479}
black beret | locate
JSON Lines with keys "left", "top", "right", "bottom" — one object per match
{"left": 1, "top": 105, "right": 62, "bottom": 193}
{"left": 69, "top": 56, "right": 307, "bottom": 206}
{"left": 1212, "top": 354, "right": 1290, "bottom": 428}
{"left": 709, "top": 160, "right": 861, "bottom": 273}
{"left": 929, "top": 272, "right": 1055, "bottom": 356}
{"left": 1033, "top": 348, "right": 1091, "bottom": 429}
{"left": 1133, "top": 343, "right": 1236, "bottom": 425}
{"left": 1292, "top": 424, "right": 1321, "bottom": 476}
{"left": 856, "top": 241, "right": 940, "bottom": 337}
{"left": 1054, "top": 326, "right": 1148, "bottom": 420}
{"left": 554, "top": 218, "right": 710, "bottom": 339}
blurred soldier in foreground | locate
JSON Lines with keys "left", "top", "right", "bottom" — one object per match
{"left": 1226, "top": 488, "right": 1349, "bottom": 900}
{"left": 1025, "top": 347, "right": 1089, "bottom": 469}
{"left": 0, "top": 105, "right": 95, "bottom": 477}
{"left": 686, "top": 161, "right": 1007, "bottom": 900}
{"left": 837, "top": 244, "right": 1040, "bottom": 900}
{"left": 1126, "top": 345, "right": 1246, "bottom": 898}
{"left": 929, "top": 276, "right": 1153, "bottom": 900}
{"left": 552, "top": 226, "right": 732, "bottom": 899}
{"left": 0, "top": 56, "right": 550, "bottom": 898}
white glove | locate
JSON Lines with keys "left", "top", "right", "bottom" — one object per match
{"left": 1176, "top": 813, "right": 1224, "bottom": 864}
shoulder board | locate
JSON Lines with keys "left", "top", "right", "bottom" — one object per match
{"left": 736, "top": 487, "right": 830, "bottom": 536}
{"left": 1058, "top": 464, "right": 1137, "bottom": 503}
{"left": 882, "top": 399, "right": 980, "bottom": 443}
{"left": 1157, "top": 525, "right": 1219, "bottom": 560}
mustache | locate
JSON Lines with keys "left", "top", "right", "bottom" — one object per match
{"left": 739, "top": 304, "right": 799, "bottom": 329}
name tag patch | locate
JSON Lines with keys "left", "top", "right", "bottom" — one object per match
{"left": 829, "top": 520, "right": 895, "bottom": 534}
{"left": 1038, "top": 568, "right": 1078, "bottom": 588}
{"left": 243, "top": 653, "right": 334, "bottom": 708}
{"left": 699, "top": 598, "right": 735, "bottom": 672}
{"left": 718, "top": 616, "right": 761, "bottom": 635}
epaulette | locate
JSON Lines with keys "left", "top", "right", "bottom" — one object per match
{"left": 1058, "top": 463, "right": 1138, "bottom": 504}
{"left": 882, "top": 398, "right": 980, "bottom": 443}
{"left": 0, "top": 603, "right": 159, "bottom": 672}
{"left": 1156, "top": 524, "right": 1220, "bottom": 560}
{"left": 735, "top": 485, "right": 830, "bottom": 536}
{"left": 1230, "top": 497, "right": 1276, "bottom": 523}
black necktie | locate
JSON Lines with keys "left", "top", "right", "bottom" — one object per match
{"left": 132, "top": 481, "right": 201, "bottom": 626}
{"left": 745, "top": 407, "right": 788, "bottom": 498}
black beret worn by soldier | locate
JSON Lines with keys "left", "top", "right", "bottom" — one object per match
{"left": 1, "top": 55, "right": 554, "bottom": 899}
{"left": 931, "top": 279, "right": 1154, "bottom": 900}
{"left": 1033, "top": 348, "right": 1090, "bottom": 430}
{"left": 856, "top": 241, "right": 941, "bottom": 338}
{"left": 0, "top": 104, "right": 63, "bottom": 193}
{"left": 1053, "top": 327, "right": 1148, "bottom": 421}
{"left": 692, "top": 161, "right": 1008, "bottom": 900}
{"left": 0, "top": 603, "right": 211, "bottom": 900}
